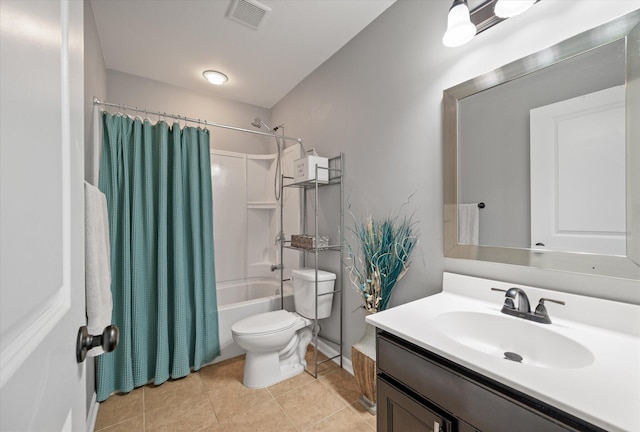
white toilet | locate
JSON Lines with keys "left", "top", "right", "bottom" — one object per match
{"left": 231, "top": 268, "right": 336, "bottom": 388}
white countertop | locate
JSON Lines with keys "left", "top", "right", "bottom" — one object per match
{"left": 366, "top": 273, "right": 640, "bottom": 432}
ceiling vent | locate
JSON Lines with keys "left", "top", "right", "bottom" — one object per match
{"left": 226, "top": 0, "right": 271, "bottom": 30}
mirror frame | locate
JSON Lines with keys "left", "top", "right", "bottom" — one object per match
{"left": 444, "top": 10, "right": 640, "bottom": 280}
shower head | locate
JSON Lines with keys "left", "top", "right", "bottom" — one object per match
{"left": 251, "top": 117, "right": 271, "bottom": 130}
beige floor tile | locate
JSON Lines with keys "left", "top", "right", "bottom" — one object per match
{"left": 196, "top": 424, "right": 225, "bottom": 432}
{"left": 218, "top": 398, "right": 297, "bottom": 432}
{"left": 207, "top": 380, "right": 273, "bottom": 423}
{"left": 94, "top": 387, "right": 144, "bottom": 430}
{"left": 267, "top": 369, "right": 315, "bottom": 397}
{"left": 92, "top": 352, "right": 368, "bottom": 432}
{"left": 144, "top": 373, "right": 205, "bottom": 412}
{"left": 304, "top": 406, "right": 375, "bottom": 432}
{"left": 145, "top": 393, "right": 218, "bottom": 432}
{"left": 199, "top": 356, "right": 245, "bottom": 391}
{"left": 94, "top": 415, "right": 144, "bottom": 432}
{"left": 305, "top": 347, "right": 340, "bottom": 377}
{"left": 275, "top": 379, "right": 348, "bottom": 430}
{"left": 320, "top": 368, "right": 362, "bottom": 405}
{"left": 350, "top": 402, "right": 377, "bottom": 429}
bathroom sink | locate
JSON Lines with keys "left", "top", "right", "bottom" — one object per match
{"left": 435, "top": 311, "right": 595, "bottom": 369}
{"left": 367, "top": 273, "right": 640, "bottom": 431}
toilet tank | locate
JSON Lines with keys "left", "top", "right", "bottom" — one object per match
{"left": 291, "top": 268, "right": 336, "bottom": 320}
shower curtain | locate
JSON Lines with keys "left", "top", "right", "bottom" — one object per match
{"left": 96, "top": 112, "right": 220, "bottom": 402}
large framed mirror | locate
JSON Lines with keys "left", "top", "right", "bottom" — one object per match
{"left": 444, "top": 9, "right": 640, "bottom": 280}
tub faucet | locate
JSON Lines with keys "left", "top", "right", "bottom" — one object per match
{"left": 270, "top": 263, "right": 283, "bottom": 272}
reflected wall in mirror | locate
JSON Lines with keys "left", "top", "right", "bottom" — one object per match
{"left": 443, "top": 9, "right": 640, "bottom": 279}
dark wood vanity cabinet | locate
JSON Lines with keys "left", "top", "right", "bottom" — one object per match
{"left": 376, "top": 331, "right": 605, "bottom": 432}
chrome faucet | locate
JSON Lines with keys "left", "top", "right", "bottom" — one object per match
{"left": 491, "top": 288, "right": 565, "bottom": 324}
{"left": 270, "top": 263, "right": 283, "bottom": 272}
{"left": 505, "top": 287, "right": 530, "bottom": 313}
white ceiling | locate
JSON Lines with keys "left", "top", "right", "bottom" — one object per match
{"left": 91, "top": 0, "right": 396, "bottom": 109}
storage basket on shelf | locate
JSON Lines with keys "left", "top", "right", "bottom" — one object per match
{"left": 291, "top": 234, "right": 329, "bottom": 250}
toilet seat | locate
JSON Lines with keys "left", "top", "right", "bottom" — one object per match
{"left": 232, "top": 310, "right": 299, "bottom": 336}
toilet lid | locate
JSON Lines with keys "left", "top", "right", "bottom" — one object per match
{"left": 232, "top": 310, "right": 298, "bottom": 335}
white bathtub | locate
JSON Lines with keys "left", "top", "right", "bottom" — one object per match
{"left": 214, "top": 278, "right": 294, "bottom": 363}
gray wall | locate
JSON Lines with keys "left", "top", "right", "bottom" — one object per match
{"left": 106, "top": 71, "right": 274, "bottom": 155}
{"left": 84, "top": 0, "right": 107, "bottom": 185}
{"left": 90, "top": 0, "right": 640, "bottom": 364}
{"left": 83, "top": 0, "right": 107, "bottom": 416}
{"left": 272, "top": 1, "right": 640, "bottom": 358}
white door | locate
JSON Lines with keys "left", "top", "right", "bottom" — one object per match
{"left": 530, "top": 85, "right": 626, "bottom": 255}
{"left": 1, "top": 1, "right": 86, "bottom": 431}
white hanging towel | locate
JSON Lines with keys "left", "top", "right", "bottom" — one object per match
{"left": 84, "top": 181, "right": 112, "bottom": 356}
{"left": 458, "top": 204, "right": 480, "bottom": 245}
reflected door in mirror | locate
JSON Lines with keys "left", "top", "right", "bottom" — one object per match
{"left": 530, "top": 86, "right": 626, "bottom": 256}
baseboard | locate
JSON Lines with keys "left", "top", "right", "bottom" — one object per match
{"left": 87, "top": 392, "right": 98, "bottom": 432}
{"left": 315, "top": 339, "right": 353, "bottom": 376}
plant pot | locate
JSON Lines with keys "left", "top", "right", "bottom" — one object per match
{"left": 352, "top": 321, "right": 376, "bottom": 414}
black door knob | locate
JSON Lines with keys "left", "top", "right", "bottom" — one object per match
{"left": 76, "top": 324, "right": 119, "bottom": 363}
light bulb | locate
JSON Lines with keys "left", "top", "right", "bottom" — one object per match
{"left": 494, "top": 0, "right": 536, "bottom": 18}
{"left": 442, "top": 0, "right": 477, "bottom": 48}
{"left": 202, "top": 70, "right": 229, "bottom": 85}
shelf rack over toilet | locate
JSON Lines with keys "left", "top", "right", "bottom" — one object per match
{"left": 278, "top": 154, "right": 344, "bottom": 378}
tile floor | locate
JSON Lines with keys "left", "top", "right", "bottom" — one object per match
{"left": 94, "top": 348, "right": 376, "bottom": 432}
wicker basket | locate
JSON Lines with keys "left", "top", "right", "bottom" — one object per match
{"left": 291, "top": 234, "right": 329, "bottom": 249}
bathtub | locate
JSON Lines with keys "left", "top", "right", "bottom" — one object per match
{"left": 214, "top": 277, "right": 294, "bottom": 363}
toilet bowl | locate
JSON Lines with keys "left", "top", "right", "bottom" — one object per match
{"left": 231, "top": 268, "right": 336, "bottom": 388}
{"left": 232, "top": 310, "right": 312, "bottom": 388}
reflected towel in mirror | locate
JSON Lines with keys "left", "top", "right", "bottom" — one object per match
{"left": 458, "top": 204, "right": 479, "bottom": 245}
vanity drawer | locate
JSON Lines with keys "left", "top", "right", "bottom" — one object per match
{"left": 377, "top": 332, "right": 599, "bottom": 432}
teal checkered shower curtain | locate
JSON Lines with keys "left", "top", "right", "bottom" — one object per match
{"left": 96, "top": 112, "right": 220, "bottom": 401}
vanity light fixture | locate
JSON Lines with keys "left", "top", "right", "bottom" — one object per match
{"left": 202, "top": 70, "right": 229, "bottom": 85}
{"left": 442, "top": 0, "right": 477, "bottom": 48}
{"left": 443, "top": 0, "right": 539, "bottom": 47}
{"left": 494, "top": 0, "right": 535, "bottom": 18}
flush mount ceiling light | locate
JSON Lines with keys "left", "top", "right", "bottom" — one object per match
{"left": 442, "top": 0, "right": 477, "bottom": 48}
{"left": 202, "top": 70, "right": 229, "bottom": 85}
{"left": 494, "top": 0, "right": 536, "bottom": 18}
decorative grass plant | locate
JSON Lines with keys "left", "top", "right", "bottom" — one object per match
{"left": 346, "top": 204, "right": 419, "bottom": 313}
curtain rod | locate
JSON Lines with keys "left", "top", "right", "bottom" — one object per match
{"left": 93, "top": 98, "right": 302, "bottom": 143}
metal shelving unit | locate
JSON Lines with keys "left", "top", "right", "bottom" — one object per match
{"left": 278, "top": 154, "right": 344, "bottom": 378}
